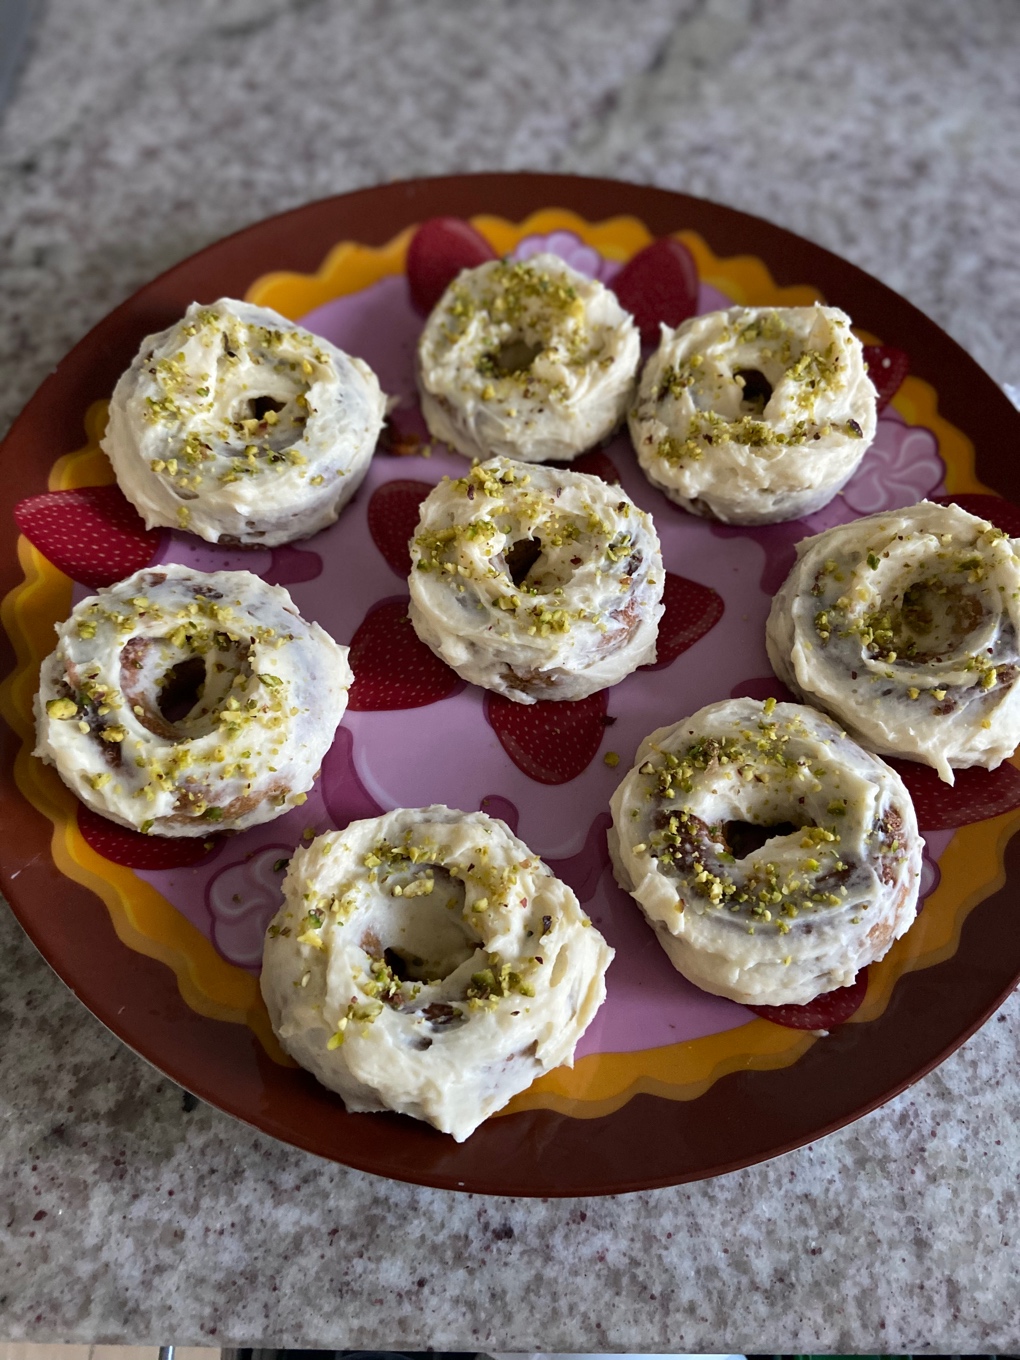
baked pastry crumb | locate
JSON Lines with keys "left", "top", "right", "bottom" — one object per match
{"left": 408, "top": 455, "right": 664, "bottom": 702}
{"left": 609, "top": 698, "right": 922, "bottom": 1005}
{"left": 767, "top": 499, "right": 1020, "bottom": 782}
{"left": 629, "top": 304, "right": 877, "bottom": 523}
{"left": 35, "top": 564, "right": 351, "bottom": 834}
{"left": 261, "top": 805, "right": 614, "bottom": 1141}
{"left": 103, "top": 298, "right": 387, "bottom": 546}
{"left": 417, "top": 254, "right": 640, "bottom": 464}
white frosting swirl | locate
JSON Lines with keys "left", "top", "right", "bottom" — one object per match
{"left": 629, "top": 305, "right": 877, "bottom": 523}
{"left": 609, "top": 699, "right": 922, "bottom": 1006}
{"left": 767, "top": 499, "right": 1020, "bottom": 782}
{"left": 260, "top": 806, "right": 614, "bottom": 1142}
{"left": 103, "top": 298, "right": 387, "bottom": 545}
{"left": 35, "top": 565, "right": 351, "bottom": 834}
{"left": 417, "top": 254, "right": 640, "bottom": 463}
{"left": 408, "top": 457, "right": 664, "bottom": 702}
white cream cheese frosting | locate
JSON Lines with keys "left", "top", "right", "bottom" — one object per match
{"left": 766, "top": 499, "right": 1020, "bottom": 783}
{"left": 408, "top": 456, "right": 664, "bottom": 703}
{"left": 416, "top": 254, "right": 640, "bottom": 463}
{"left": 628, "top": 304, "right": 878, "bottom": 524}
{"left": 102, "top": 298, "right": 387, "bottom": 545}
{"left": 609, "top": 699, "right": 922, "bottom": 1006}
{"left": 260, "top": 805, "right": 614, "bottom": 1142}
{"left": 35, "top": 564, "right": 351, "bottom": 835}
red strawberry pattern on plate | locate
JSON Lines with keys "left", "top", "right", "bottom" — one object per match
{"left": 77, "top": 804, "right": 222, "bottom": 870}
{"left": 548, "top": 449, "right": 621, "bottom": 484}
{"left": 933, "top": 493, "right": 1020, "bottom": 539}
{"left": 887, "top": 758, "right": 1020, "bottom": 832}
{"left": 610, "top": 237, "right": 700, "bottom": 346}
{"left": 484, "top": 689, "right": 610, "bottom": 785}
{"left": 406, "top": 216, "right": 497, "bottom": 316}
{"left": 862, "top": 344, "right": 908, "bottom": 412}
{"left": 14, "top": 484, "right": 164, "bottom": 588}
{"left": 749, "top": 968, "right": 869, "bottom": 1030}
{"left": 261, "top": 543, "right": 323, "bottom": 587}
{"left": 346, "top": 597, "right": 464, "bottom": 711}
{"left": 366, "top": 478, "right": 433, "bottom": 577}
{"left": 643, "top": 571, "right": 725, "bottom": 670}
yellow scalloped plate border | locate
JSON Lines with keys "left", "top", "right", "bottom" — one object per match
{"left": 2, "top": 208, "right": 1013, "bottom": 1121}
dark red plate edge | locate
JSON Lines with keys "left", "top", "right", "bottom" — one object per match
{"left": 1, "top": 172, "right": 1019, "bottom": 1197}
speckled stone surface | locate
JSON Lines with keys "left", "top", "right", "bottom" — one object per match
{"left": 2, "top": 0, "right": 1019, "bottom": 1350}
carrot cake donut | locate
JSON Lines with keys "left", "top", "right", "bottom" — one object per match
{"left": 766, "top": 499, "right": 1020, "bottom": 782}
{"left": 609, "top": 698, "right": 922, "bottom": 1006}
{"left": 408, "top": 456, "right": 664, "bottom": 702}
{"left": 260, "top": 805, "right": 614, "bottom": 1141}
{"left": 35, "top": 564, "right": 351, "bottom": 834}
{"left": 628, "top": 304, "right": 877, "bottom": 523}
{"left": 103, "top": 298, "right": 387, "bottom": 545}
{"left": 417, "top": 254, "right": 640, "bottom": 463}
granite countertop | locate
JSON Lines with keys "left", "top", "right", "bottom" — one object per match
{"left": 2, "top": 0, "right": 1019, "bottom": 1351}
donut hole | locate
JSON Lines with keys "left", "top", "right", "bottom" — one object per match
{"left": 497, "top": 520, "right": 585, "bottom": 592}
{"left": 157, "top": 655, "right": 207, "bottom": 724}
{"left": 382, "top": 948, "right": 420, "bottom": 983}
{"left": 364, "top": 866, "right": 480, "bottom": 983}
{"left": 230, "top": 393, "right": 302, "bottom": 452}
{"left": 504, "top": 535, "right": 544, "bottom": 587}
{"left": 120, "top": 633, "right": 253, "bottom": 740}
{"left": 893, "top": 576, "right": 988, "bottom": 662}
{"left": 169, "top": 638, "right": 251, "bottom": 739}
{"left": 486, "top": 338, "right": 544, "bottom": 377}
{"left": 733, "top": 368, "right": 773, "bottom": 415}
{"left": 653, "top": 805, "right": 814, "bottom": 877}
{"left": 248, "top": 395, "right": 286, "bottom": 421}
{"left": 723, "top": 819, "right": 802, "bottom": 860}
{"left": 223, "top": 372, "right": 307, "bottom": 454}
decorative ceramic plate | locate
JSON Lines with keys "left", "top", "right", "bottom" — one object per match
{"left": 3, "top": 175, "right": 1020, "bottom": 1196}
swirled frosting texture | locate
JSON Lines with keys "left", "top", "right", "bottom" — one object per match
{"left": 35, "top": 565, "right": 351, "bottom": 834}
{"left": 417, "top": 254, "right": 640, "bottom": 463}
{"left": 103, "top": 298, "right": 387, "bottom": 545}
{"left": 767, "top": 500, "right": 1020, "bottom": 782}
{"left": 629, "top": 305, "right": 877, "bottom": 523}
{"left": 261, "top": 806, "right": 614, "bottom": 1141}
{"left": 408, "top": 457, "right": 664, "bottom": 702}
{"left": 609, "top": 699, "right": 921, "bottom": 1006}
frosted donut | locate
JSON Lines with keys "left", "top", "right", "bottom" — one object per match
{"left": 767, "top": 500, "right": 1020, "bottom": 783}
{"left": 260, "top": 805, "right": 614, "bottom": 1142}
{"left": 408, "top": 456, "right": 664, "bottom": 703}
{"left": 628, "top": 305, "right": 877, "bottom": 524}
{"left": 416, "top": 253, "right": 640, "bottom": 463}
{"left": 609, "top": 699, "right": 922, "bottom": 1006}
{"left": 34, "top": 564, "right": 351, "bottom": 835}
{"left": 102, "top": 297, "right": 387, "bottom": 545}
